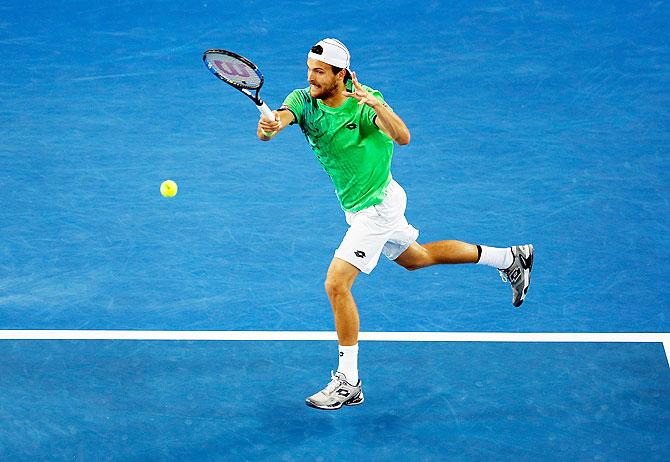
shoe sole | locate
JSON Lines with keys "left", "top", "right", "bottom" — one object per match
{"left": 305, "top": 390, "right": 364, "bottom": 410}
{"left": 513, "top": 244, "right": 534, "bottom": 308}
{"left": 345, "top": 391, "right": 364, "bottom": 406}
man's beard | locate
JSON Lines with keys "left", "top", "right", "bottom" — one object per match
{"left": 312, "top": 80, "right": 339, "bottom": 100}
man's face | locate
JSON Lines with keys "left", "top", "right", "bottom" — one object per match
{"left": 307, "top": 58, "right": 342, "bottom": 99}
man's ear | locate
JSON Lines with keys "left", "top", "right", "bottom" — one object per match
{"left": 337, "top": 69, "right": 347, "bottom": 81}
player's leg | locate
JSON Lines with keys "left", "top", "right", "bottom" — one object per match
{"left": 382, "top": 179, "right": 534, "bottom": 306}
{"left": 395, "top": 240, "right": 519, "bottom": 271}
{"left": 305, "top": 200, "right": 393, "bottom": 410}
{"left": 393, "top": 240, "right": 479, "bottom": 270}
{"left": 324, "top": 257, "right": 360, "bottom": 346}
{"left": 393, "top": 241, "right": 534, "bottom": 307}
{"left": 305, "top": 257, "right": 365, "bottom": 410}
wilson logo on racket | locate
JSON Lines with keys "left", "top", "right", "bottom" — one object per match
{"left": 214, "top": 60, "right": 251, "bottom": 78}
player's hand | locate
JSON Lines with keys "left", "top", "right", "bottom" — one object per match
{"left": 342, "top": 71, "right": 381, "bottom": 109}
{"left": 258, "top": 111, "right": 282, "bottom": 138}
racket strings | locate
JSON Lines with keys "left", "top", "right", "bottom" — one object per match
{"left": 206, "top": 53, "right": 262, "bottom": 88}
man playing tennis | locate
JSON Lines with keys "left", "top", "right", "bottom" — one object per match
{"left": 257, "top": 38, "right": 534, "bottom": 410}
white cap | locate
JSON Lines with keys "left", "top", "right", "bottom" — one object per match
{"left": 307, "top": 38, "right": 350, "bottom": 69}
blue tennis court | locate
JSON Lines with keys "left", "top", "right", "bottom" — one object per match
{"left": 1, "top": 0, "right": 668, "bottom": 460}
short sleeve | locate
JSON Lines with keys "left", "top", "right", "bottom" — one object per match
{"left": 281, "top": 89, "right": 309, "bottom": 126}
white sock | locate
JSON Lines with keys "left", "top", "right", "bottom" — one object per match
{"left": 337, "top": 344, "right": 359, "bottom": 384}
{"left": 477, "top": 245, "right": 513, "bottom": 270}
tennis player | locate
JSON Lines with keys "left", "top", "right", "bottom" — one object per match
{"left": 257, "top": 38, "right": 534, "bottom": 410}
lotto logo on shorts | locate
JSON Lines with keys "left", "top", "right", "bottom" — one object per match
{"left": 354, "top": 250, "right": 366, "bottom": 258}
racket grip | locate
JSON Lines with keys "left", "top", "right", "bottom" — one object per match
{"left": 257, "top": 102, "right": 275, "bottom": 121}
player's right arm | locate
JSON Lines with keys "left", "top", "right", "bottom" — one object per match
{"left": 257, "top": 110, "right": 294, "bottom": 141}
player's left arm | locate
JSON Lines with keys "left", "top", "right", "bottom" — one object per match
{"left": 342, "top": 71, "right": 411, "bottom": 145}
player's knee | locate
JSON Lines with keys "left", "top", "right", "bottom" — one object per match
{"left": 397, "top": 248, "right": 433, "bottom": 271}
{"left": 401, "top": 261, "right": 422, "bottom": 271}
{"left": 324, "top": 278, "right": 350, "bottom": 298}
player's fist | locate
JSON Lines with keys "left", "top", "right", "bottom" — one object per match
{"left": 258, "top": 111, "right": 282, "bottom": 140}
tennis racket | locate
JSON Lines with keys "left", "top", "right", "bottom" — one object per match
{"left": 203, "top": 49, "right": 275, "bottom": 122}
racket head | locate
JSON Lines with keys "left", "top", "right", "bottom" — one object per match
{"left": 203, "top": 49, "right": 264, "bottom": 90}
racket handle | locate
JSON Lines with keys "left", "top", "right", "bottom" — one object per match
{"left": 257, "top": 102, "right": 277, "bottom": 138}
{"left": 257, "top": 102, "right": 275, "bottom": 121}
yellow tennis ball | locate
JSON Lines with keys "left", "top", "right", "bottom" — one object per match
{"left": 160, "top": 180, "right": 178, "bottom": 198}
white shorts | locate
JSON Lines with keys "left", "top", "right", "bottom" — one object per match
{"left": 334, "top": 179, "right": 419, "bottom": 274}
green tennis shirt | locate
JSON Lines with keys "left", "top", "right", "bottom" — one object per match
{"left": 281, "top": 83, "right": 394, "bottom": 212}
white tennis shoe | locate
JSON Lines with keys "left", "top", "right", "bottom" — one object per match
{"left": 499, "top": 244, "right": 534, "bottom": 307}
{"left": 305, "top": 371, "right": 364, "bottom": 410}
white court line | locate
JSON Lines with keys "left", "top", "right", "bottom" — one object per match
{"left": 0, "top": 329, "right": 665, "bottom": 343}
{"left": 1, "top": 330, "right": 668, "bottom": 367}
